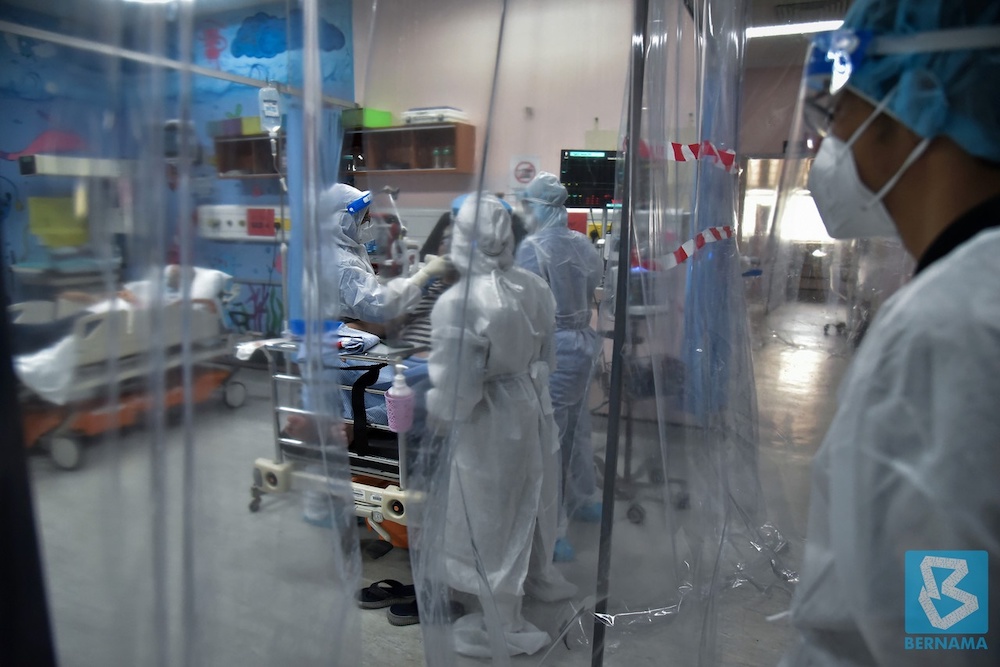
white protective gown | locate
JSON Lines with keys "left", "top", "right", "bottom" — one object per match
{"left": 515, "top": 190, "right": 603, "bottom": 520}
{"left": 317, "top": 183, "right": 421, "bottom": 323}
{"left": 784, "top": 227, "right": 1000, "bottom": 666}
{"left": 426, "top": 195, "right": 575, "bottom": 657}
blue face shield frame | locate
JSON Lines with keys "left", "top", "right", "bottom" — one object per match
{"left": 346, "top": 190, "right": 372, "bottom": 215}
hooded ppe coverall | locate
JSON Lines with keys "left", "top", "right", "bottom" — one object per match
{"left": 318, "top": 183, "right": 422, "bottom": 323}
{"left": 784, "top": 226, "right": 1000, "bottom": 666}
{"left": 426, "top": 194, "right": 575, "bottom": 657}
{"left": 515, "top": 172, "right": 604, "bottom": 520}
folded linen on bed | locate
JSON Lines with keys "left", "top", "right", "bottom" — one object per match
{"left": 331, "top": 325, "right": 380, "bottom": 355}
{"left": 15, "top": 334, "right": 78, "bottom": 405}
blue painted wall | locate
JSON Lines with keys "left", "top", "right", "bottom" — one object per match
{"left": 0, "top": 2, "right": 354, "bottom": 336}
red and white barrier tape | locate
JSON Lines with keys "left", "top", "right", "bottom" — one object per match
{"left": 659, "top": 225, "right": 734, "bottom": 270}
{"left": 637, "top": 139, "right": 738, "bottom": 172}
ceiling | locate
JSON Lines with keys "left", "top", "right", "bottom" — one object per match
{"left": 0, "top": 0, "right": 850, "bottom": 70}
{"left": 744, "top": 0, "right": 850, "bottom": 68}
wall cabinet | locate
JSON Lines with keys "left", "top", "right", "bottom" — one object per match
{"left": 342, "top": 123, "right": 475, "bottom": 175}
{"left": 214, "top": 134, "right": 286, "bottom": 179}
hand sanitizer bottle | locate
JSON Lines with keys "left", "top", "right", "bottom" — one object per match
{"left": 385, "top": 364, "right": 414, "bottom": 433}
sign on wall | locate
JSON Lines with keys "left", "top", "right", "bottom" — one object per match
{"left": 508, "top": 154, "right": 540, "bottom": 194}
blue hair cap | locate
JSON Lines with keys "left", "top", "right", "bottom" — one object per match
{"left": 842, "top": 0, "right": 1000, "bottom": 162}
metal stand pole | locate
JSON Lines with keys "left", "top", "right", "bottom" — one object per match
{"left": 591, "top": 0, "right": 649, "bottom": 664}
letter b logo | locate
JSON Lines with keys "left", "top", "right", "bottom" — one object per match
{"left": 905, "top": 551, "right": 988, "bottom": 634}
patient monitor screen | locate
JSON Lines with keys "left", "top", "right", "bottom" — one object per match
{"left": 560, "top": 149, "right": 620, "bottom": 209}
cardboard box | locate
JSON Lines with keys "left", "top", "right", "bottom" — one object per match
{"left": 342, "top": 107, "right": 393, "bottom": 128}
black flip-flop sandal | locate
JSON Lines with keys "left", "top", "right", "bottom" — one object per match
{"left": 386, "top": 599, "right": 466, "bottom": 627}
{"left": 356, "top": 579, "right": 416, "bottom": 610}
{"left": 386, "top": 599, "right": 420, "bottom": 626}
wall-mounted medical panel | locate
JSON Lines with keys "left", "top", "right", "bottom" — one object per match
{"left": 197, "top": 205, "right": 289, "bottom": 242}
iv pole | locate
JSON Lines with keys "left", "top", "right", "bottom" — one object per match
{"left": 590, "top": 0, "right": 649, "bottom": 664}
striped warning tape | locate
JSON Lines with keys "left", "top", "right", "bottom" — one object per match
{"left": 637, "top": 139, "right": 738, "bottom": 172}
{"left": 660, "top": 225, "right": 735, "bottom": 270}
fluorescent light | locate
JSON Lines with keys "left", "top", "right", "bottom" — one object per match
{"left": 746, "top": 20, "right": 843, "bottom": 39}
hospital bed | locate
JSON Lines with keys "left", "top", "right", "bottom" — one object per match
{"left": 10, "top": 271, "right": 245, "bottom": 469}
{"left": 250, "top": 338, "right": 422, "bottom": 550}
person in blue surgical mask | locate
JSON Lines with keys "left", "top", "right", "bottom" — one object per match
{"left": 516, "top": 172, "right": 604, "bottom": 563}
{"left": 782, "top": 1, "right": 1000, "bottom": 665}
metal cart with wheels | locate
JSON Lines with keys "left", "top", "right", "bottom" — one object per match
{"left": 249, "top": 339, "right": 422, "bottom": 550}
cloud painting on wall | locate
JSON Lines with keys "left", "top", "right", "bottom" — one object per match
{"left": 194, "top": 3, "right": 354, "bottom": 100}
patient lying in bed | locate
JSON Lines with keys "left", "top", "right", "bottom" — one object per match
{"left": 9, "top": 265, "right": 235, "bottom": 404}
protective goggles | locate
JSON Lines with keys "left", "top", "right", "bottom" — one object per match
{"left": 345, "top": 190, "right": 372, "bottom": 215}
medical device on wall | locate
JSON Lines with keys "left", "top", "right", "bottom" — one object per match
{"left": 560, "top": 149, "right": 621, "bottom": 209}
{"left": 19, "top": 155, "right": 135, "bottom": 178}
{"left": 197, "top": 205, "right": 288, "bottom": 241}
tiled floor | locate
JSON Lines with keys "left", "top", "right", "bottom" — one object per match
{"left": 26, "top": 300, "right": 854, "bottom": 666}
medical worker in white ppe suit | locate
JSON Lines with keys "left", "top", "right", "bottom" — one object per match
{"left": 426, "top": 194, "right": 576, "bottom": 657}
{"left": 783, "top": 1, "right": 1000, "bottom": 665}
{"left": 317, "top": 182, "right": 449, "bottom": 325}
{"left": 297, "top": 183, "right": 449, "bottom": 526}
{"left": 516, "top": 172, "right": 604, "bottom": 563}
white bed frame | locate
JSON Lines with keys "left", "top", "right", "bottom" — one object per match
{"left": 10, "top": 298, "right": 230, "bottom": 401}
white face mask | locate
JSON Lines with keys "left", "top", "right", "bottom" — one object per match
{"left": 807, "top": 136, "right": 898, "bottom": 239}
{"left": 807, "top": 92, "right": 930, "bottom": 240}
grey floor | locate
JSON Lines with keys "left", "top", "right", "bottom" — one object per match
{"left": 26, "top": 300, "right": 853, "bottom": 666}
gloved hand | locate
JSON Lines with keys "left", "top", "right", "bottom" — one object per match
{"left": 410, "top": 254, "right": 453, "bottom": 287}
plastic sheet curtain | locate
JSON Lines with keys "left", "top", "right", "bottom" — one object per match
{"left": 589, "top": 0, "right": 795, "bottom": 665}
{"left": 1, "top": 0, "right": 924, "bottom": 664}
{"left": 355, "top": 0, "right": 794, "bottom": 665}
{"left": 1, "top": 1, "right": 362, "bottom": 665}
{"left": 761, "top": 132, "right": 914, "bottom": 349}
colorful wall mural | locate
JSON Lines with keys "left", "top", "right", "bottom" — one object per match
{"left": 0, "top": 2, "right": 354, "bottom": 336}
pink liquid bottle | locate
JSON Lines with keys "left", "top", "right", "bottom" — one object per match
{"left": 385, "top": 364, "right": 414, "bottom": 433}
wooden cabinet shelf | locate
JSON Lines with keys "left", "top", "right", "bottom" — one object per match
{"left": 342, "top": 123, "right": 475, "bottom": 176}
{"left": 214, "top": 133, "right": 285, "bottom": 179}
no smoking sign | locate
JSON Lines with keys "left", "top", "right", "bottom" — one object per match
{"left": 509, "top": 155, "right": 540, "bottom": 192}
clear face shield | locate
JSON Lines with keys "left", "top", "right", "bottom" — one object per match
{"left": 771, "top": 29, "right": 872, "bottom": 237}
{"left": 775, "top": 25, "right": 1000, "bottom": 243}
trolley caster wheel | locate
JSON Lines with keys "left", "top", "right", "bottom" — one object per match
{"left": 249, "top": 485, "right": 263, "bottom": 512}
{"left": 224, "top": 381, "right": 247, "bottom": 408}
{"left": 48, "top": 436, "right": 82, "bottom": 471}
{"left": 626, "top": 503, "right": 645, "bottom": 525}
